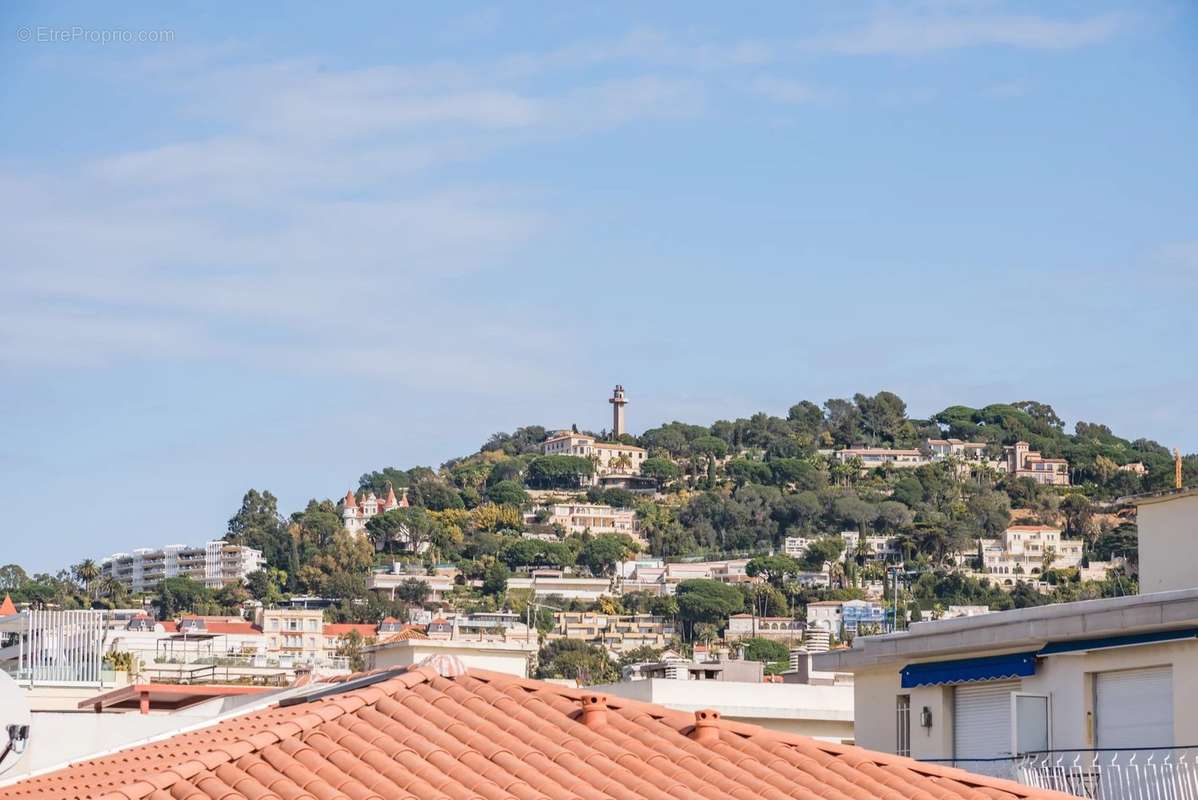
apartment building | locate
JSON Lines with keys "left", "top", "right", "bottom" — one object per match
{"left": 538, "top": 503, "right": 638, "bottom": 537}
{"left": 840, "top": 531, "right": 901, "bottom": 561}
{"left": 541, "top": 431, "right": 647, "bottom": 484}
{"left": 1002, "top": 441, "right": 1070, "bottom": 485}
{"left": 977, "top": 525, "right": 1082, "bottom": 581}
{"left": 807, "top": 600, "right": 888, "bottom": 637}
{"left": 101, "top": 541, "right": 263, "bottom": 593}
{"left": 924, "top": 438, "right": 989, "bottom": 461}
{"left": 256, "top": 608, "right": 324, "bottom": 663}
{"left": 548, "top": 611, "right": 676, "bottom": 652}
{"left": 726, "top": 614, "right": 804, "bottom": 641}
{"left": 834, "top": 448, "right": 927, "bottom": 471}
{"left": 368, "top": 565, "right": 458, "bottom": 602}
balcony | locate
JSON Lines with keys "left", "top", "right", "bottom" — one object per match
{"left": 923, "top": 749, "right": 1198, "bottom": 799}
{"left": 1017, "top": 748, "right": 1198, "bottom": 799}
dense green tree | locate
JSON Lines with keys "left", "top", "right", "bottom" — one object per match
{"left": 481, "top": 561, "right": 510, "bottom": 598}
{"left": 675, "top": 579, "right": 744, "bottom": 634}
{"left": 226, "top": 489, "right": 291, "bottom": 572}
{"left": 525, "top": 455, "right": 595, "bottom": 489}
{"left": 485, "top": 480, "right": 530, "bottom": 507}
{"left": 640, "top": 457, "right": 682, "bottom": 484}
{"left": 535, "top": 639, "right": 618, "bottom": 684}
{"left": 578, "top": 534, "right": 637, "bottom": 577}
{"left": 155, "top": 576, "right": 216, "bottom": 619}
{"left": 358, "top": 467, "right": 410, "bottom": 494}
{"left": 739, "top": 637, "right": 789, "bottom": 665}
{"left": 408, "top": 479, "right": 466, "bottom": 511}
{"left": 726, "top": 459, "right": 772, "bottom": 486}
{"left": 745, "top": 554, "right": 802, "bottom": 590}
{"left": 395, "top": 577, "right": 432, "bottom": 606}
{"left": 800, "top": 536, "right": 845, "bottom": 570}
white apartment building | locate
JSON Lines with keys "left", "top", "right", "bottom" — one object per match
{"left": 102, "top": 541, "right": 263, "bottom": 593}
{"left": 924, "top": 438, "right": 989, "bottom": 461}
{"left": 541, "top": 431, "right": 647, "bottom": 484}
{"left": 726, "top": 614, "right": 804, "bottom": 641}
{"left": 538, "top": 503, "right": 638, "bottom": 537}
{"left": 977, "top": 525, "right": 1082, "bottom": 581}
{"left": 835, "top": 448, "right": 927, "bottom": 471}
{"left": 840, "top": 531, "right": 901, "bottom": 561}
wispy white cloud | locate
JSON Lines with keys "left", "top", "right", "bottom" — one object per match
{"left": 748, "top": 76, "right": 823, "bottom": 105}
{"left": 803, "top": 11, "right": 1124, "bottom": 55}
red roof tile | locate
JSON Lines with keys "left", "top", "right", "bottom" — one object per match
{"left": 0, "top": 595, "right": 16, "bottom": 615}
{"left": 323, "top": 623, "right": 378, "bottom": 638}
{"left": 0, "top": 667, "right": 1071, "bottom": 800}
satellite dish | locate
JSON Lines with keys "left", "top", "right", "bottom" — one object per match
{"left": 0, "top": 671, "right": 31, "bottom": 777}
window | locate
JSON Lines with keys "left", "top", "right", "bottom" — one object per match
{"left": 896, "top": 695, "right": 911, "bottom": 757}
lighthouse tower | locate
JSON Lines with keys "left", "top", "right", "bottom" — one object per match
{"left": 609, "top": 384, "right": 628, "bottom": 437}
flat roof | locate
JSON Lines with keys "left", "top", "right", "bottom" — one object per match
{"left": 80, "top": 683, "right": 272, "bottom": 713}
{"left": 813, "top": 587, "right": 1198, "bottom": 672}
{"left": 1116, "top": 486, "right": 1198, "bottom": 506}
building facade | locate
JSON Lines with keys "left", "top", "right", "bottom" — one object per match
{"left": 977, "top": 525, "right": 1082, "bottom": 580}
{"left": 1002, "top": 441, "right": 1070, "bottom": 485}
{"left": 834, "top": 448, "right": 928, "bottom": 471}
{"left": 538, "top": 503, "right": 638, "bottom": 537}
{"left": 101, "top": 541, "right": 263, "bottom": 593}
{"left": 541, "top": 432, "right": 647, "bottom": 484}
{"left": 341, "top": 484, "right": 407, "bottom": 534}
{"left": 813, "top": 589, "right": 1198, "bottom": 786}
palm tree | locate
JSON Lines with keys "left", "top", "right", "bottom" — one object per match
{"left": 73, "top": 559, "right": 100, "bottom": 599}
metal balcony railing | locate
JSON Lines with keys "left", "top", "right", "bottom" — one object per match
{"left": 1016, "top": 748, "right": 1198, "bottom": 800}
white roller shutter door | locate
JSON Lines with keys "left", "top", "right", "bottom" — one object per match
{"left": 954, "top": 681, "right": 1017, "bottom": 759}
{"left": 1095, "top": 666, "right": 1173, "bottom": 748}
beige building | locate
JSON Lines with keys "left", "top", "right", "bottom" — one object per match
{"left": 834, "top": 448, "right": 927, "bottom": 471}
{"left": 256, "top": 608, "right": 324, "bottom": 663}
{"left": 365, "top": 637, "right": 536, "bottom": 677}
{"left": 548, "top": 612, "right": 676, "bottom": 653}
{"left": 539, "top": 503, "right": 638, "bottom": 537}
{"left": 1128, "top": 486, "right": 1198, "bottom": 594}
{"left": 813, "top": 589, "right": 1198, "bottom": 787}
{"left": 541, "top": 431, "right": 646, "bottom": 484}
{"left": 1003, "top": 441, "right": 1070, "bottom": 485}
{"left": 977, "top": 525, "right": 1083, "bottom": 581}
{"left": 726, "top": 614, "right": 804, "bottom": 641}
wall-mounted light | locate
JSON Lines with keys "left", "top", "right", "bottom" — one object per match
{"left": 920, "top": 707, "right": 933, "bottom": 729}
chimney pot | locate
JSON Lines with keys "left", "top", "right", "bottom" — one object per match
{"left": 691, "top": 708, "right": 721, "bottom": 744}
{"left": 580, "top": 693, "right": 608, "bottom": 728}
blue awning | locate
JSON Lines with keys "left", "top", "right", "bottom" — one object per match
{"left": 1039, "top": 627, "right": 1198, "bottom": 656}
{"left": 900, "top": 652, "right": 1037, "bottom": 688}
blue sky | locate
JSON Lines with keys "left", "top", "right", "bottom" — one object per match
{"left": 1, "top": 2, "right": 1195, "bottom": 573}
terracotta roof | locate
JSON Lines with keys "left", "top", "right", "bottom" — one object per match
{"left": 0, "top": 666, "right": 1069, "bottom": 800}
{"left": 344, "top": 489, "right": 358, "bottom": 509}
{"left": 0, "top": 594, "right": 16, "bottom": 616}
{"left": 324, "top": 623, "right": 378, "bottom": 638}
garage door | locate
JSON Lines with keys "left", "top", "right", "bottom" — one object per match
{"left": 954, "top": 681, "right": 1017, "bottom": 759}
{"left": 1096, "top": 666, "right": 1173, "bottom": 748}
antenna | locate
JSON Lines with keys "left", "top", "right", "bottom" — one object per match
{"left": 0, "top": 672, "right": 31, "bottom": 777}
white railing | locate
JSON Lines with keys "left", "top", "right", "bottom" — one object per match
{"left": 1017, "top": 748, "right": 1198, "bottom": 800}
